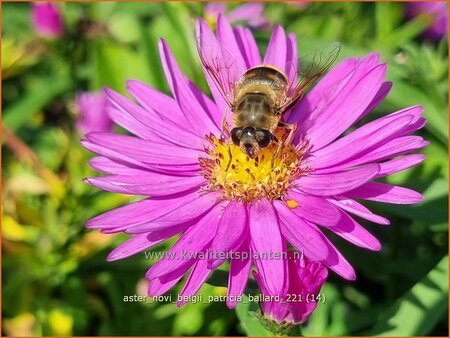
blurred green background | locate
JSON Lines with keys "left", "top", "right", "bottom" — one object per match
{"left": 2, "top": 1, "right": 448, "bottom": 336}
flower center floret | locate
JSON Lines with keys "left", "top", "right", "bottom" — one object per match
{"left": 199, "top": 131, "right": 309, "bottom": 203}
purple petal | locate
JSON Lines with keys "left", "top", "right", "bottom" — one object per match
{"left": 274, "top": 201, "right": 329, "bottom": 261}
{"left": 127, "top": 192, "right": 222, "bottom": 233}
{"left": 107, "top": 226, "right": 184, "bottom": 261}
{"left": 346, "top": 182, "right": 424, "bottom": 204}
{"left": 249, "top": 198, "right": 287, "bottom": 295}
{"left": 217, "top": 14, "right": 246, "bottom": 66}
{"left": 177, "top": 259, "right": 212, "bottom": 307}
{"left": 306, "top": 61, "right": 387, "bottom": 150}
{"left": 322, "top": 210, "right": 381, "bottom": 251}
{"left": 227, "top": 239, "right": 251, "bottom": 309}
{"left": 328, "top": 197, "right": 390, "bottom": 225}
{"left": 305, "top": 221, "right": 356, "bottom": 280}
{"left": 105, "top": 87, "right": 202, "bottom": 149}
{"left": 286, "top": 191, "right": 341, "bottom": 227}
{"left": 86, "top": 191, "right": 202, "bottom": 230}
{"left": 82, "top": 132, "right": 202, "bottom": 167}
{"left": 146, "top": 203, "right": 224, "bottom": 279}
{"left": 208, "top": 200, "right": 248, "bottom": 269}
{"left": 286, "top": 33, "right": 298, "bottom": 89}
{"left": 339, "top": 136, "right": 428, "bottom": 168}
{"left": 360, "top": 82, "right": 393, "bottom": 119}
{"left": 84, "top": 175, "right": 204, "bottom": 196}
{"left": 263, "top": 25, "right": 287, "bottom": 73}
{"left": 295, "top": 164, "right": 380, "bottom": 196}
{"left": 196, "top": 19, "right": 242, "bottom": 117}
{"left": 126, "top": 80, "right": 193, "bottom": 129}
{"left": 233, "top": 26, "right": 261, "bottom": 68}
{"left": 89, "top": 156, "right": 198, "bottom": 177}
{"left": 376, "top": 154, "right": 426, "bottom": 177}
{"left": 159, "top": 39, "right": 220, "bottom": 136}
{"left": 309, "top": 115, "right": 414, "bottom": 169}
{"left": 288, "top": 57, "right": 360, "bottom": 126}
{"left": 148, "top": 263, "right": 194, "bottom": 296}
{"left": 274, "top": 201, "right": 356, "bottom": 280}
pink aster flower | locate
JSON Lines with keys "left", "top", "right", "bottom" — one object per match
{"left": 32, "top": 3, "right": 64, "bottom": 39}
{"left": 254, "top": 253, "right": 327, "bottom": 327}
{"left": 76, "top": 91, "right": 114, "bottom": 134}
{"left": 82, "top": 16, "right": 426, "bottom": 308}
{"left": 205, "top": 2, "right": 268, "bottom": 28}
{"left": 405, "top": 1, "right": 448, "bottom": 41}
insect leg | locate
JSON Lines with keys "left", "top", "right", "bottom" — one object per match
{"left": 225, "top": 143, "right": 233, "bottom": 171}
{"left": 279, "top": 121, "right": 298, "bottom": 146}
{"left": 221, "top": 108, "right": 231, "bottom": 139}
{"left": 272, "top": 122, "right": 297, "bottom": 167}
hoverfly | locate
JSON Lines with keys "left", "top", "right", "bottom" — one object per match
{"left": 198, "top": 32, "right": 340, "bottom": 162}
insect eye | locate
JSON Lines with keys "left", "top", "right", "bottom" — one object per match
{"left": 231, "top": 128, "right": 243, "bottom": 146}
{"left": 255, "top": 130, "right": 273, "bottom": 148}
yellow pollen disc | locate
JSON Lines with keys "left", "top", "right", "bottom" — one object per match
{"left": 199, "top": 132, "right": 310, "bottom": 203}
{"left": 286, "top": 199, "right": 298, "bottom": 209}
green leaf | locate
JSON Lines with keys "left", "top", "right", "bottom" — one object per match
{"left": 235, "top": 295, "right": 274, "bottom": 336}
{"left": 371, "top": 255, "right": 448, "bottom": 336}
{"left": 3, "top": 75, "right": 71, "bottom": 131}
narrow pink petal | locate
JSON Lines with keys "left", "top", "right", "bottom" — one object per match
{"left": 322, "top": 210, "right": 381, "bottom": 251}
{"left": 227, "top": 239, "right": 251, "bottom": 309}
{"left": 263, "top": 25, "right": 287, "bottom": 72}
{"left": 177, "top": 259, "right": 212, "bottom": 307}
{"left": 328, "top": 197, "right": 390, "bottom": 225}
{"left": 126, "top": 80, "right": 191, "bottom": 128}
{"left": 105, "top": 87, "right": 202, "bottom": 150}
{"left": 233, "top": 26, "right": 261, "bottom": 67}
{"left": 249, "top": 198, "right": 286, "bottom": 295}
{"left": 89, "top": 156, "right": 198, "bottom": 177}
{"left": 86, "top": 190, "right": 201, "bottom": 229}
{"left": 338, "top": 136, "right": 428, "bottom": 168}
{"left": 288, "top": 57, "right": 359, "bottom": 126}
{"left": 306, "top": 63, "right": 387, "bottom": 150}
{"left": 376, "top": 154, "right": 426, "bottom": 177}
{"left": 306, "top": 221, "right": 356, "bottom": 280}
{"left": 309, "top": 115, "right": 414, "bottom": 169}
{"left": 83, "top": 132, "right": 202, "bottom": 167}
{"left": 296, "top": 164, "right": 380, "bottom": 196}
{"left": 360, "top": 81, "right": 392, "bottom": 119}
{"left": 286, "top": 33, "right": 298, "bottom": 90}
{"left": 84, "top": 175, "right": 204, "bottom": 196}
{"left": 159, "top": 39, "right": 220, "bottom": 136}
{"left": 145, "top": 202, "right": 225, "bottom": 279}
{"left": 346, "top": 182, "right": 424, "bottom": 204}
{"left": 107, "top": 226, "right": 183, "bottom": 261}
{"left": 148, "top": 263, "right": 194, "bottom": 296}
{"left": 127, "top": 192, "right": 222, "bottom": 234}
{"left": 286, "top": 191, "right": 341, "bottom": 227}
{"left": 196, "top": 19, "right": 241, "bottom": 119}
{"left": 217, "top": 14, "right": 246, "bottom": 66}
{"left": 274, "top": 201, "right": 329, "bottom": 262}
{"left": 208, "top": 200, "right": 248, "bottom": 269}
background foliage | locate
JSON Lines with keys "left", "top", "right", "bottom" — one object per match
{"left": 2, "top": 1, "right": 448, "bottom": 336}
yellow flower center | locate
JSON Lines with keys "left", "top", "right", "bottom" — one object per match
{"left": 199, "top": 130, "right": 310, "bottom": 203}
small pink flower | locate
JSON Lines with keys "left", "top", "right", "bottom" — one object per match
{"left": 405, "top": 2, "right": 448, "bottom": 41}
{"left": 254, "top": 252, "right": 328, "bottom": 326}
{"left": 76, "top": 91, "right": 114, "bottom": 134}
{"left": 205, "top": 2, "right": 268, "bottom": 28}
{"left": 32, "top": 3, "right": 64, "bottom": 38}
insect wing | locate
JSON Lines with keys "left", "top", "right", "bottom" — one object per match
{"left": 197, "top": 31, "right": 245, "bottom": 108}
{"left": 281, "top": 43, "right": 341, "bottom": 111}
